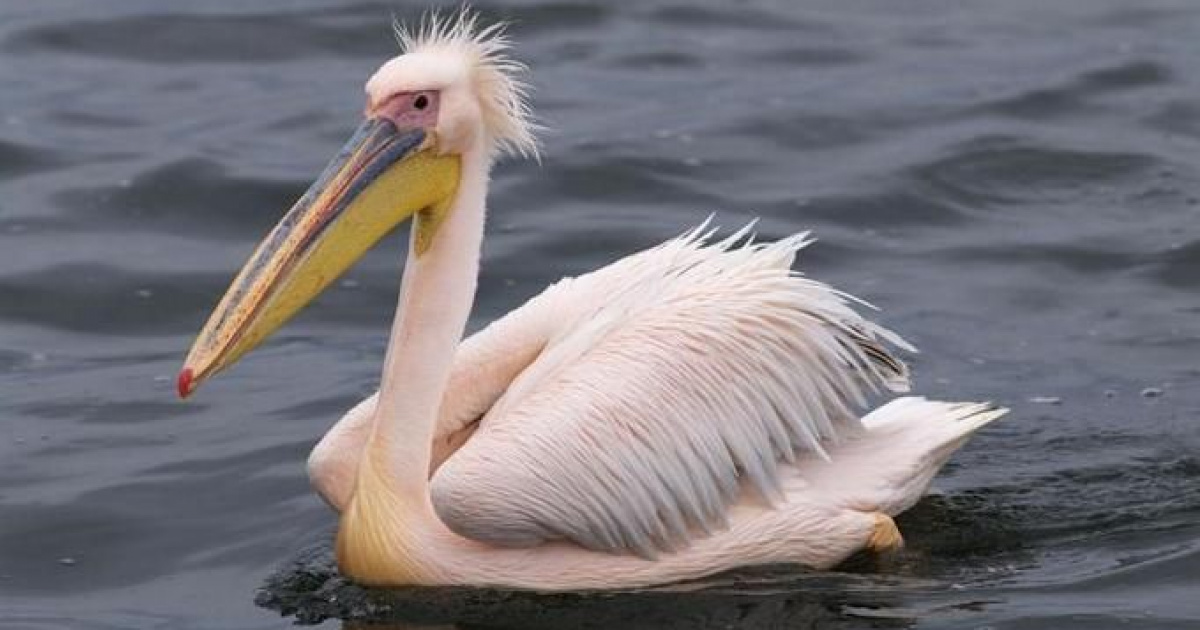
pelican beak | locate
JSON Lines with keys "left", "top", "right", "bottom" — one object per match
{"left": 178, "top": 117, "right": 460, "bottom": 398}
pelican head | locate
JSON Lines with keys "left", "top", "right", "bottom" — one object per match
{"left": 178, "top": 13, "right": 536, "bottom": 397}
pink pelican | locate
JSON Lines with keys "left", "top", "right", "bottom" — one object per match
{"left": 178, "top": 11, "right": 1005, "bottom": 590}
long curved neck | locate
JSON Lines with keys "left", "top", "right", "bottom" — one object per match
{"left": 365, "top": 145, "right": 491, "bottom": 499}
{"left": 338, "top": 144, "right": 491, "bottom": 583}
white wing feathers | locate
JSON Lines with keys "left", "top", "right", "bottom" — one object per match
{"left": 430, "top": 223, "right": 913, "bottom": 558}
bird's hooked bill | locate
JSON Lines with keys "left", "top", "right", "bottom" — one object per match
{"left": 177, "top": 116, "right": 460, "bottom": 398}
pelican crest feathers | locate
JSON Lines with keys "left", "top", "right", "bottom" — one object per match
{"left": 373, "top": 9, "right": 539, "bottom": 158}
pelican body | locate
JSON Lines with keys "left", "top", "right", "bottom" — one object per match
{"left": 179, "top": 13, "right": 1005, "bottom": 590}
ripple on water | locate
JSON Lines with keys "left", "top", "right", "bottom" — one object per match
{"left": 504, "top": 155, "right": 728, "bottom": 208}
{"left": 0, "top": 262, "right": 403, "bottom": 335}
{"left": 974, "top": 453, "right": 1200, "bottom": 546}
{"left": 1144, "top": 100, "right": 1200, "bottom": 139}
{"left": 750, "top": 45, "right": 869, "bottom": 68}
{"left": 2, "top": 6, "right": 397, "bottom": 63}
{"left": 611, "top": 51, "right": 705, "bottom": 71}
{"left": 0, "top": 139, "right": 69, "bottom": 178}
{"left": 0, "top": 440, "right": 315, "bottom": 593}
{"left": 803, "top": 188, "right": 968, "bottom": 228}
{"left": 730, "top": 111, "right": 880, "bottom": 151}
{"left": 1148, "top": 240, "right": 1200, "bottom": 289}
{"left": 16, "top": 398, "right": 204, "bottom": 425}
{"left": 645, "top": 5, "right": 822, "bottom": 32}
{"left": 1087, "top": 6, "right": 1195, "bottom": 28}
{"left": 977, "top": 60, "right": 1173, "bottom": 120}
{"left": 912, "top": 135, "right": 1159, "bottom": 206}
{"left": 934, "top": 241, "right": 1142, "bottom": 276}
{"left": 53, "top": 158, "right": 301, "bottom": 240}
{"left": 256, "top": 544, "right": 931, "bottom": 629}
{"left": 504, "top": 2, "right": 610, "bottom": 36}
{"left": 45, "top": 109, "right": 141, "bottom": 130}
{"left": 0, "top": 347, "right": 44, "bottom": 372}
{"left": 0, "top": 264, "right": 225, "bottom": 335}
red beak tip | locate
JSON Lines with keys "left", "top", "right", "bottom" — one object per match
{"left": 177, "top": 368, "right": 194, "bottom": 399}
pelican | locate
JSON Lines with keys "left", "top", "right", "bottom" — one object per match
{"left": 178, "top": 12, "right": 1006, "bottom": 590}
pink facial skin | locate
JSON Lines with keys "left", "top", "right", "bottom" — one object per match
{"left": 369, "top": 91, "right": 441, "bottom": 130}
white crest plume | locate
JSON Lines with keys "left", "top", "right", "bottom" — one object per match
{"left": 393, "top": 9, "right": 539, "bottom": 158}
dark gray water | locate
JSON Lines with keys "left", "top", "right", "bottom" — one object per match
{"left": 2, "top": 1, "right": 1198, "bottom": 628}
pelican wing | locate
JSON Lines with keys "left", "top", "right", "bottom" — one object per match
{"left": 430, "top": 225, "right": 913, "bottom": 558}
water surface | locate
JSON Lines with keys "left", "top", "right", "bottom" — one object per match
{"left": 1, "top": 1, "right": 1198, "bottom": 628}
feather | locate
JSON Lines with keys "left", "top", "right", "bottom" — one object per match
{"left": 430, "top": 223, "right": 912, "bottom": 557}
{"left": 391, "top": 9, "right": 539, "bottom": 158}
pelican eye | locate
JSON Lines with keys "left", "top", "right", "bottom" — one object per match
{"left": 414, "top": 95, "right": 429, "bottom": 110}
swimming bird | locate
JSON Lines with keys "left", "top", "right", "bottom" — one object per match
{"left": 178, "top": 11, "right": 1006, "bottom": 590}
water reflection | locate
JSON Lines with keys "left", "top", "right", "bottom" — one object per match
{"left": 276, "top": 564, "right": 924, "bottom": 630}
{"left": 257, "top": 493, "right": 1034, "bottom": 628}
